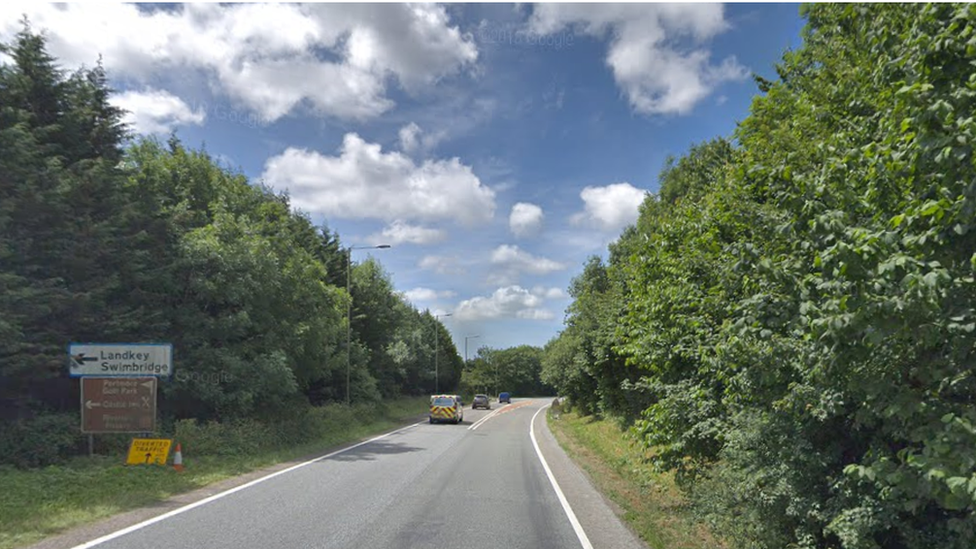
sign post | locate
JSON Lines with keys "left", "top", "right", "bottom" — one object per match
{"left": 71, "top": 342, "right": 172, "bottom": 458}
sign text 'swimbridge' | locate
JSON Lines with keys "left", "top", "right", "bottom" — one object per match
{"left": 69, "top": 343, "right": 173, "bottom": 377}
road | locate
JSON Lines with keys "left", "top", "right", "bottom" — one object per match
{"left": 62, "top": 399, "right": 645, "bottom": 549}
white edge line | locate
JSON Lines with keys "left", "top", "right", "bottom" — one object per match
{"left": 530, "top": 404, "right": 594, "bottom": 549}
{"left": 70, "top": 420, "right": 425, "bottom": 549}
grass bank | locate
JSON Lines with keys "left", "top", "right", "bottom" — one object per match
{"left": 546, "top": 405, "right": 725, "bottom": 549}
{"left": 0, "top": 397, "right": 428, "bottom": 549}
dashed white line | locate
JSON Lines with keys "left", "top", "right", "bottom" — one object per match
{"left": 69, "top": 420, "right": 425, "bottom": 549}
{"left": 530, "top": 404, "right": 594, "bottom": 549}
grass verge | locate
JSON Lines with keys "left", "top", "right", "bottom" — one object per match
{"left": 0, "top": 397, "right": 428, "bottom": 549}
{"left": 546, "top": 406, "right": 725, "bottom": 549}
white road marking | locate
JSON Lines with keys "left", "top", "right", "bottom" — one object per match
{"left": 69, "top": 420, "right": 426, "bottom": 549}
{"left": 530, "top": 404, "right": 594, "bottom": 549}
{"left": 467, "top": 402, "right": 511, "bottom": 430}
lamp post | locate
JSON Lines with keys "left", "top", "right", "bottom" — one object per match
{"left": 464, "top": 334, "right": 480, "bottom": 365}
{"left": 346, "top": 244, "right": 391, "bottom": 405}
{"left": 433, "top": 312, "right": 452, "bottom": 393}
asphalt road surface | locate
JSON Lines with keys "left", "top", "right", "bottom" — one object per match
{"left": 61, "top": 399, "right": 645, "bottom": 549}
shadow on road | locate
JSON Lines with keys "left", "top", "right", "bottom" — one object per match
{"left": 323, "top": 439, "right": 424, "bottom": 462}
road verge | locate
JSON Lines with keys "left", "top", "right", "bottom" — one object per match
{"left": 1, "top": 398, "right": 428, "bottom": 549}
{"left": 545, "top": 406, "right": 726, "bottom": 549}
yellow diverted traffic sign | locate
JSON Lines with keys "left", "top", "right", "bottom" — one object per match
{"left": 126, "top": 438, "right": 172, "bottom": 466}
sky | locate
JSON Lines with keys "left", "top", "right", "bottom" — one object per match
{"left": 0, "top": 2, "right": 806, "bottom": 354}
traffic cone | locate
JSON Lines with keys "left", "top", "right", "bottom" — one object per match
{"left": 173, "top": 443, "right": 184, "bottom": 472}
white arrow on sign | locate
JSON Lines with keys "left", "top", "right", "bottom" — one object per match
{"left": 141, "top": 381, "right": 154, "bottom": 391}
{"left": 85, "top": 400, "right": 101, "bottom": 410}
{"left": 68, "top": 343, "right": 173, "bottom": 378}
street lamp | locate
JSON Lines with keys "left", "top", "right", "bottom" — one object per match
{"left": 433, "top": 312, "right": 452, "bottom": 393}
{"left": 464, "top": 334, "right": 480, "bottom": 364}
{"left": 347, "top": 244, "right": 391, "bottom": 405}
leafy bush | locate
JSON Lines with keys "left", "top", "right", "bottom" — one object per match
{"left": 0, "top": 413, "right": 81, "bottom": 468}
{"left": 172, "top": 402, "right": 385, "bottom": 457}
{"left": 173, "top": 417, "right": 273, "bottom": 457}
{"left": 549, "top": 4, "right": 976, "bottom": 548}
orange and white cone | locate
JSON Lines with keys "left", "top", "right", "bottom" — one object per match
{"left": 173, "top": 443, "right": 184, "bottom": 472}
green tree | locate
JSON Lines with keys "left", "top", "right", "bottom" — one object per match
{"left": 0, "top": 23, "right": 133, "bottom": 416}
{"left": 349, "top": 258, "right": 404, "bottom": 398}
{"left": 552, "top": 5, "right": 976, "bottom": 547}
{"left": 487, "top": 345, "right": 549, "bottom": 396}
{"left": 0, "top": 28, "right": 461, "bottom": 467}
{"left": 657, "top": 137, "right": 734, "bottom": 206}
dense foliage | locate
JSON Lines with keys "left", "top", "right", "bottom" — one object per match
{"left": 0, "top": 26, "right": 460, "bottom": 466}
{"left": 461, "top": 344, "right": 553, "bottom": 398}
{"left": 544, "top": 4, "right": 976, "bottom": 548}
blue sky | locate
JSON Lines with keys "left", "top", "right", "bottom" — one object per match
{"left": 1, "top": 3, "right": 805, "bottom": 353}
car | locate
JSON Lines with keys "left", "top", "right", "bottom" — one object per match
{"left": 429, "top": 395, "right": 463, "bottom": 424}
{"left": 499, "top": 392, "right": 511, "bottom": 403}
{"left": 472, "top": 394, "right": 490, "bottom": 409}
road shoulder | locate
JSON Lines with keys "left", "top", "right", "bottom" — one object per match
{"left": 532, "top": 401, "right": 648, "bottom": 549}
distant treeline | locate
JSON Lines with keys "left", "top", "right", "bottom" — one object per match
{"left": 542, "top": 4, "right": 976, "bottom": 549}
{"left": 460, "top": 344, "right": 553, "bottom": 398}
{"left": 0, "top": 24, "right": 461, "bottom": 466}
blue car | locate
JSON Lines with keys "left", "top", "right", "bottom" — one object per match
{"left": 499, "top": 392, "right": 511, "bottom": 403}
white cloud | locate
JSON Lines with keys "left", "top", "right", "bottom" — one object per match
{"left": 531, "top": 286, "right": 566, "bottom": 299}
{"left": 543, "top": 227, "right": 617, "bottom": 255}
{"left": 389, "top": 93, "right": 499, "bottom": 161}
{"left": 399, "top": 123, "right": 422, "bottom": 154}
{"left": 368, "top": 220, "right": 445, "bottom": 246}
{"left": 509, "top": 202, "right": 544, "bottom": 238}
{"left": 403, "top": 287, "right": 457, "bottom": 302}
{"left": 488, "top": 244, "right": 566, "bottom": 285}
{"left": 0, "top": 3, "right": 478, "bottom": 122}
{"left": 528, "top": 4, "right": 747, "bottom": 115}
{"left": 398, "top": 122, "right": 446, "bottom": 156}
{"left": 519, "top": 309, "right": 556, "bottom": 320}
{"left": 571, "top": 182, "right": 648, "bottom": 233}
{"left": 455, "top": 286, "right": 555, "bottom": 321}
{"left": 261, "top": 133, "right": 496, "bottom": 226}
{"left": 542, "top": 84, "right": 565, "bottom": 111}
{"left": 110, "top": 88, "right": 205, "bottom": 135}
{"left": 419, "top": 255, "right": 466, "bottom": 276}
{"left": 491, "top": 245, "right": 564, "bottom": 274}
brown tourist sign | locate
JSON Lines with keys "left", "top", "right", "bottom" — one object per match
{"left": 80, "top": 377, "right": 157, "bottom": 433}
